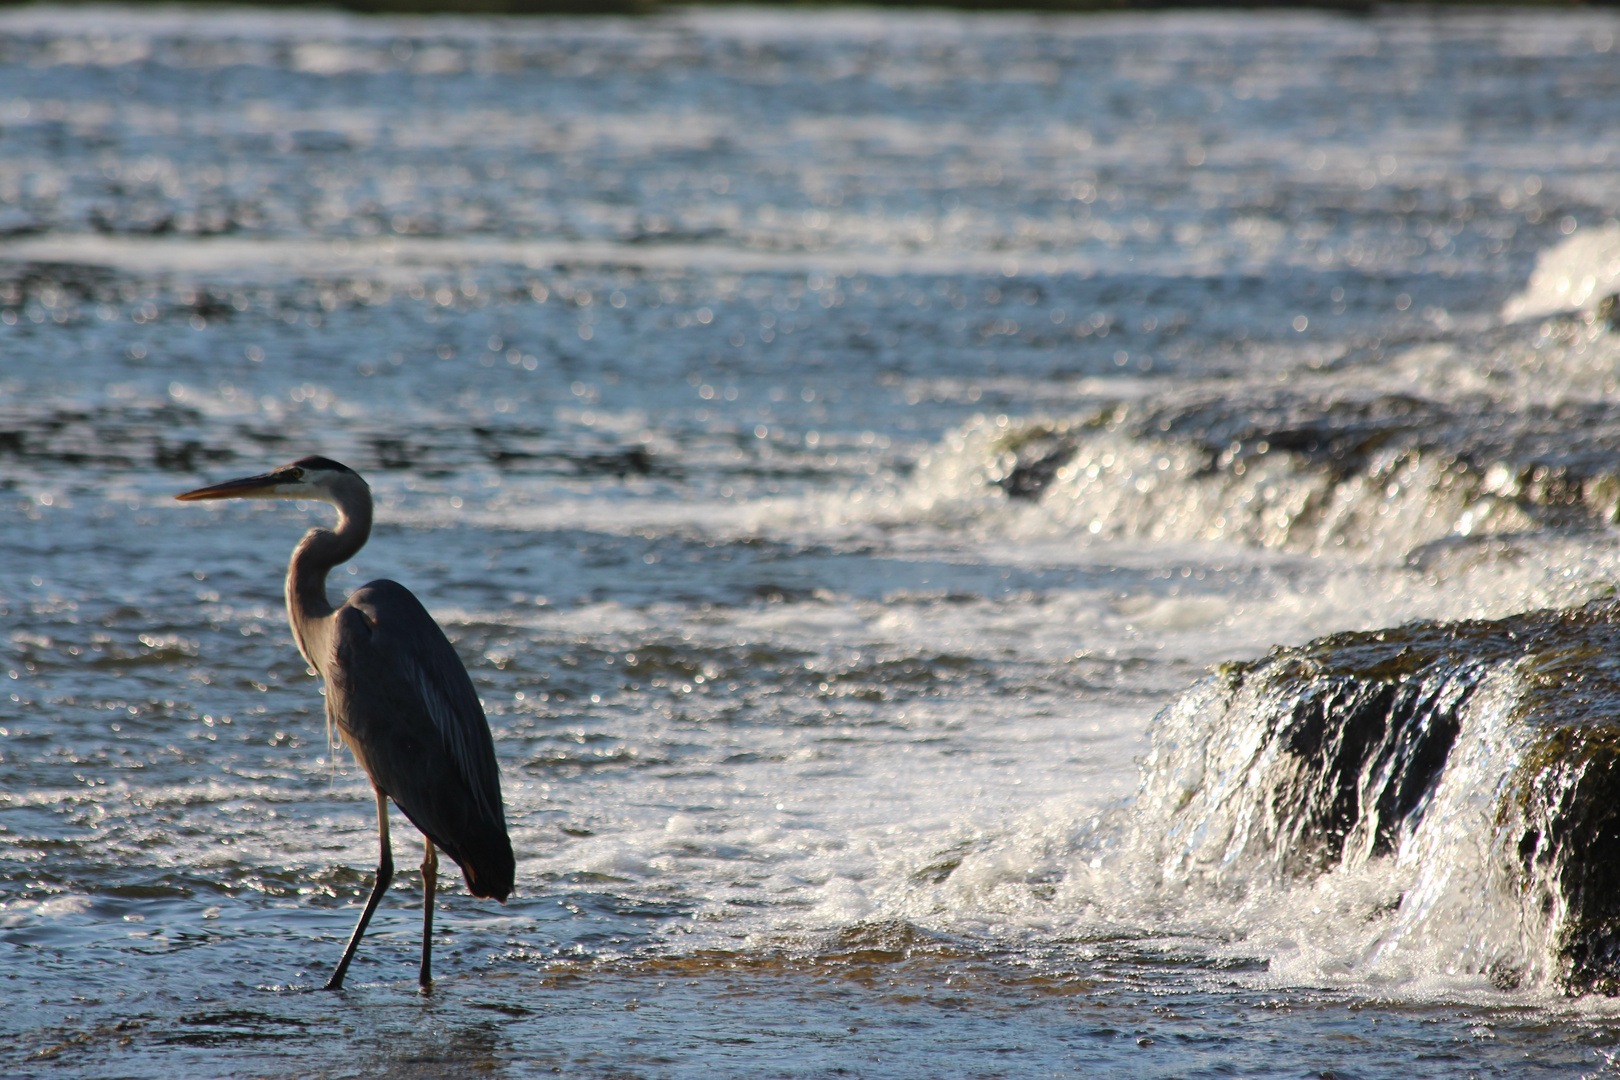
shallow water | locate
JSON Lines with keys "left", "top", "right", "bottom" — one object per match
{"left": 6, "top": 6, "right": 1620, "bottom": 1077}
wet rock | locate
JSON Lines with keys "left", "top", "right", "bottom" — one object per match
{"left": 1141, "top": 599, "right": 1620, "bottom": 994}
{"left": 1595, "top": 294, "right": 1620, "bottom": 332}
{"left": 990, "top": 425, "right": 1076, "bottom": 500}
{"left": 966, "top": 348, "right": 1620, "bottom": 549}
{"left": 0, "top": 402, "right": 224, "bottom": 471}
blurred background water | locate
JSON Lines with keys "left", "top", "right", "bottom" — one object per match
{"left": 5, "top": 5, "right": 1620, "bottom": 1077}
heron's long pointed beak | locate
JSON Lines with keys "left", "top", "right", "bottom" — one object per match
{"left": 176, "top": 467, "right": 298, "bottom": 501}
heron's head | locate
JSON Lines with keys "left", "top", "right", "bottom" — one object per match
{"left": 176, "top": 456, "right": 367, "bottom": 505}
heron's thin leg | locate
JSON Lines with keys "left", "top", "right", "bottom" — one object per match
{"left": 419, "top": 839, "right": 438, "bottom": 991}
{"left": 325, "top": 787, "right": 393, "bottom": 991}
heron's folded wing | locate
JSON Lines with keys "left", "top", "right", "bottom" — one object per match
{"left": 327, "top": 579, "right": 513, "bottom": 899}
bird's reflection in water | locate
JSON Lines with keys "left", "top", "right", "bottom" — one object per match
{"left": 358, "top": 1016, "right": 509, "bottom": 1080}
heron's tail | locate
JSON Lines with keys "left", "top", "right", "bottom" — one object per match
{"left": 381, "top": 770, "right": 515, "bottom": 901}
{"left": 455, "top": 830, "right": 515, "bottom": 902}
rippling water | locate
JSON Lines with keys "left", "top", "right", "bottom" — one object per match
{"left": 6, "top": 6, "right": 1620, "bottom": 1077}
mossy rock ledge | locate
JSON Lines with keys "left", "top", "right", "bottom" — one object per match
{"left": 1138, "top": 598, "right": 1620, "bottom": 994}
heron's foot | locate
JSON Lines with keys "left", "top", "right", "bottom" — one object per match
{"left": 418, "top": 975, "right": 433, "bottom": 995}
{"left": 323, "top": 973, "right": 347, "bottom": 992}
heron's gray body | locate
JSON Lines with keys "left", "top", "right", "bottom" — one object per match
{"left": 326, "top": 581, "right": 513, "bottom": 900}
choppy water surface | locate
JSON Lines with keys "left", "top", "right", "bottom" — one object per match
{"left": 6, "top": 6, "right": 1620, "bottom": 1076}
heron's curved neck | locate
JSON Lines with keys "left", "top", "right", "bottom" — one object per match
{"left": 286, "top": 491, "right": 372, "bottom": 672}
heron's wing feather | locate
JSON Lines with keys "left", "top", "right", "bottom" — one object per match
{"left": 326, "top": 579, "right": 513, "bottom": 900}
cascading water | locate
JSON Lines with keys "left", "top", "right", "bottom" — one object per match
{"left": 880, "top": 231, "right": 1620, "bottom": 1000}
{"left": 1119, "top": 602, "right": 1620, "bottom": 995}
{"left": 900, "top": 315, "right": 1620, "bottom": 558}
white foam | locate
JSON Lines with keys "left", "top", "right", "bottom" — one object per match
{"left": 0, "top": 231, "right": 1222, "bottom": 282}
{"left": 0, "top": 894, "right": 94, "bottom": 927}
{"left": 1503, "top": 222, "right": 1620, "bottom": 322}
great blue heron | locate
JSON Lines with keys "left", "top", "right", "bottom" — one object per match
{"left": 177, "top": 456, "right": 514, "bottom": 991}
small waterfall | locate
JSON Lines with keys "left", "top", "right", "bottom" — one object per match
{"left": 1128, "top": 600, "right": 1620, "bottom": 994}
{"left": 901, "top": 320, "right": 1620, "bottom": 556}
